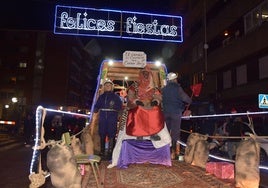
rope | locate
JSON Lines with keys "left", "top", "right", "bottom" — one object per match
{"left": 38, "top": 108, "right": 47, "bottom": 150}
{"left": 119, "top": 109, "right": 128, "bottom": 131}
{"left": 181, "top": 129, "right": 268, "bottom": 140}
{"left": 28, "top": 172, "right": 46, "bottom": 188}
{"left": 182, "top": 111, "right": 268, "bottom": 119}
{"left": 29, "top": 154, "right": 48, "bottom": 188}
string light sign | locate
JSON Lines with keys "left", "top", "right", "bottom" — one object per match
{"left": 54, "top": 5, "right": 183, "bottom": 43}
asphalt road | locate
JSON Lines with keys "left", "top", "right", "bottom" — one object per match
{"left": 0, "top": 134, "right": 32, "bottom": 188}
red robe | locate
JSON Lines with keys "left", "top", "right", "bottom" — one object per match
{"left": 126, "top": 105, "right": 164, "bottom": 136}
{"left": 126, "top": 67, "right": 164, "bottom": 136}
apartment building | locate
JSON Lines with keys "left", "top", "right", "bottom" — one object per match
{"left": 0, "top": 30, "right": 95, "bottom": 120}
{"left": 173, "top": 0, "right": 268, "bottom": 112}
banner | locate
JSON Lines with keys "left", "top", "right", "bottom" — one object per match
{"left": 54, "top": 5, "right": 183, "bottom": 43}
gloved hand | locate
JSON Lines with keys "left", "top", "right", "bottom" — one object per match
{"left": 135, "top": 100, "right": 144, "bottom": 106}
{"left": 151, "top": 100, "right": 158, "bottom": 106}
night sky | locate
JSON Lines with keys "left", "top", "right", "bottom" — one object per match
{"left": 1, "top": 0, "right": 182, "bottom": 70}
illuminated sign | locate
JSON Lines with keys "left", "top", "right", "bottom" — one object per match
{"left": 54, "top": 5, "right": 183, "bottom": 43}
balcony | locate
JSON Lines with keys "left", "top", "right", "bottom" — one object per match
{"left": 207, "top": 22, "right": 268, "bottom": 72}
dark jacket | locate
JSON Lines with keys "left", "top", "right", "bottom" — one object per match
{"left": 162, "top": 82, "right": 192, "bottom": 114}
{"left": 94, "top": 91, "right": 122, "bottom": 114}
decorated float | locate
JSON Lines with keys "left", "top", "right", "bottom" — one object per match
{"left": 28, "top": 51, "right": 173, "bottom": 187}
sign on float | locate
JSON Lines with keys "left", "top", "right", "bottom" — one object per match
{"left": 123, "top": 51, "right": 147, "bottom": 68}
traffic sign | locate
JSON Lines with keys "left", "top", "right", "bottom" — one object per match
{"left": 258, "top": 94, "right": 268, "bottom": 108}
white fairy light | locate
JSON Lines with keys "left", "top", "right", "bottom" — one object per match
{"left": 29, "top": 106, "right": 90, "bottom": 176}
{"left": 182, "top": 111, "right": 268, "bottom": 119}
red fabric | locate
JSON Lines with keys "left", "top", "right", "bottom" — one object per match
{"left": 126, "top": 106, "right": 164, "bottom": 136}
{"left": 191, "top": 83, "right": 202, "bottom": 97}
{"left": 206, "top": 162, "right": 234, "bottom": 179}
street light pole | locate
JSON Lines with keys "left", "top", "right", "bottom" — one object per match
{"left": 204, "top": 0, "right": 208, "bottom": 74}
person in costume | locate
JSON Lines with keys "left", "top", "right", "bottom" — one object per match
{"left": 162, "top": 72, "right": 192, "bottom": 159}
{"left": 94, "top": 79, "right": 123, "bottom": 159}
{"left": 126, "top": 66, "right": 163, "bottom": 140}
{"left": 107, "top": 66, "right": 172, "bottom": 169}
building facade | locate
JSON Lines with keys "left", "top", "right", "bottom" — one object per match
{"left": 0, "top": 30, "right": 95, "bottom": 120}
{"left": 173, "top": 0, "right": 268, "bottom": 113}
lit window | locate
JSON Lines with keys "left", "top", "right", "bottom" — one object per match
{"left": 19, "top": 62, "right": 27, "bottom": 68}
{"left": 10, "top": 77, "right": 16, "bottom": 84}
{"left": 260, "top": 1, "right": 268, "bottom": 21}
{"left": 244, "top": 1, "right": 268, "bottom": 34}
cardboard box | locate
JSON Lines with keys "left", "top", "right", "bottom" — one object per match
{"left": 214, "top": 162, "right": 234, "bottom": 179}
{"left": 206, "top": 162, "right": 234, "bottom": 179}
{"left": 206, "top": 162, "right": 217, "bottom": 175}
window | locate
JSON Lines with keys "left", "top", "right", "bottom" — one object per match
{"left": 193, "top": 72, "right": 204, "bottom": 84}
{"left": 19, "top": 46, "right": 29, "bottom": 53}
{"left": 261, "top": 1, "right": 268, "bottom": 21}
{"left": 198, "top": 42, "right": 204, "bottom": 58}
{"left": 10, "top": 77, "right": 17, "bottom": 84}
{"left": 17, "top": 75, "right": 26, "bottom": 81}
{"left": 244, "top": 0, "right": 268, "bottom": 34}
{"left": 191, "top": 42, "right": 204, "bottom": 63}
{"left": 192, "top": 46, "right": 198, "bottom": 63}
{"left": 223, "top": 70, "right": 232, "bottom": 89}
{"left": 19, "top": 62, "right": 27, "bottom": 68}
{"left": 259, "top": 55, "right": 268, "bottom": 79}
{"left": 236, "top": 65, "right": 247, "bottom": 85}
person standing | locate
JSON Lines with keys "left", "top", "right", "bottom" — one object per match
{"left": 94, "top": 79, "right": 123, "bottom": 160}
{"left": 162, "top": 72, "right": 192, "bottom": 159}
{"left": 225, "top": 109, "right": 244, "bottom": 159}
{"left": 23, "top": 109, "right": 34, "bottom": 147}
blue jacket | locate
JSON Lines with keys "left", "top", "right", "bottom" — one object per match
{"left": 94, "top": 91, "right": 122, "bottom": 115}
{"left": 162, "top": 82, "right": 192, "bottom": 114}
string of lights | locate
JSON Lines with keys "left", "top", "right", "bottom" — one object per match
{"left": 181, "top": 111, "right": 268, "bottom": 119}
{"left": 44, "top": 108, "right": 90, "bottom": 118}
{"left": 29, "top": 106, "right": 91, "bottom": 175}
{"left": 30, "top": 106, "right": 45, "bottom": 174}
